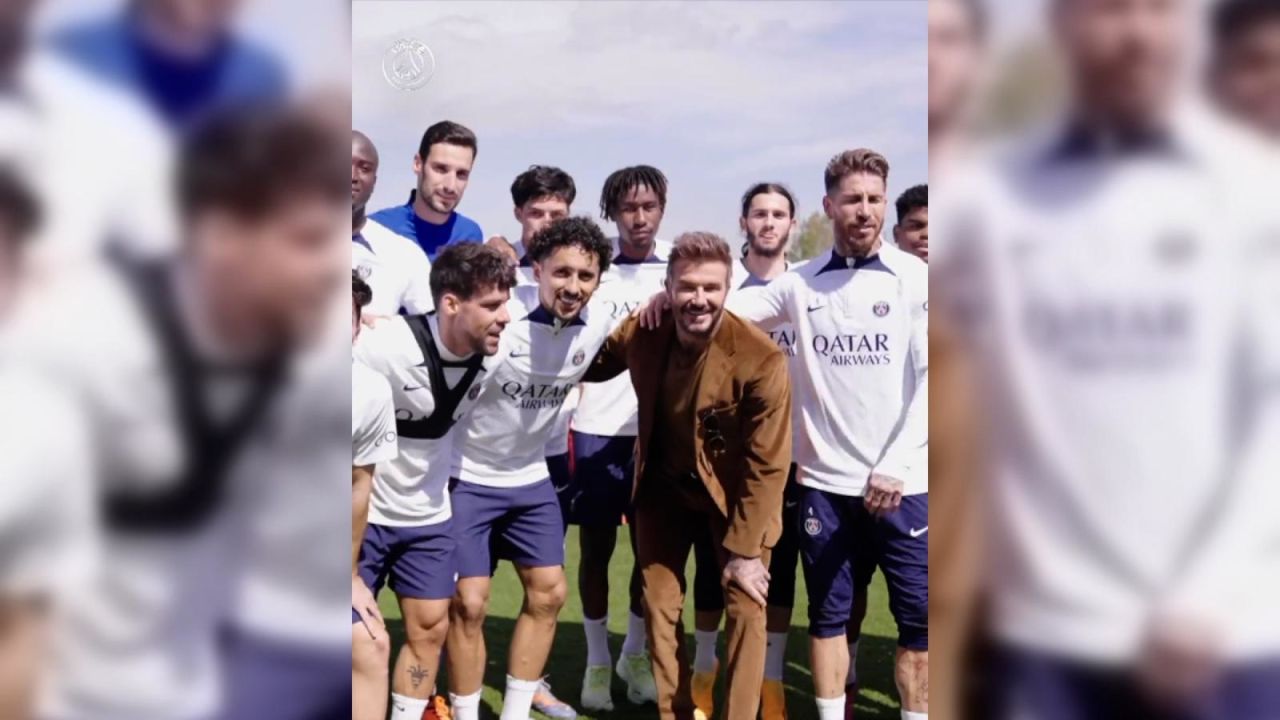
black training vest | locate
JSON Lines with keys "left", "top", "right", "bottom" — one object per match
{"left": 105, "top": 258, "right": 285, "bottom": 534}
{"left": 395, "top": 313, "right": 486, "bottom": 440}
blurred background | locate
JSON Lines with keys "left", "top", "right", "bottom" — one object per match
{"left": 1, "top": 1, "right": 350, "bottom": 719}
{"left": 929, "top": 0, "right": 1279, "bottom": 718}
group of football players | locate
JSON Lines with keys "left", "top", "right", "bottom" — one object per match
{"left": 350, "top": 108, "right": 930, "bottom": 720}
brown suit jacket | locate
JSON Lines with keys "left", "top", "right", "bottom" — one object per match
{"left": 583, "top": 310, "right": 793, "bottom": 558}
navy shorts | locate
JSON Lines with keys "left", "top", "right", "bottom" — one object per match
{"left": 546, "top": 452, "right": 573, "bottom": 530}
{"left": 451, "top": 478, "right": 566, "bottom": 577}
{"left": 219, "top": 630, "right": 349, "bottom": 720}
{"left": 567, "top": 431, "right": 635, "bottom": 526}
{"left": 353, "top": 519, "right": 457, "bottom": 622}
{"left": 978, "top": 645, "right": 1280, "bottom": 720}
{"left": 799, "top": 487, "right": 928, "bottom": 649}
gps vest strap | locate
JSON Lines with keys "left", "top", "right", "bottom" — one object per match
{"left": 397, "top": 313, "right": 485, "bottom": 440}
{"left": 105, "top": 257, "right": 285, "bottom": 533}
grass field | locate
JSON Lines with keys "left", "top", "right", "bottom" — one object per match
{"left": 379, "top": 526, "right": 901, "bottom": 719}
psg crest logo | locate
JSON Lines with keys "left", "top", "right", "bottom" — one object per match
{"left": 873, "top": 301, "right": 890, "bottom": 317}
{"left": 468, "top": 385, "right": 482, "bottom": 401}
{"left": 572, "top": 349, "right": 586, "bottom": 366}
{"left": 804, "top": 517, "right": 822, "bottom": 536}
{"left": 355, "top": 264, "right": 372, "bottom": 280}
{"left": 382, "top": 38, "right": 435, "bottom": 91}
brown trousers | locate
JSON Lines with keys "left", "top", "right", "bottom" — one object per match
{"left": 634, "top": 484, "right": 771, "bottom": 720}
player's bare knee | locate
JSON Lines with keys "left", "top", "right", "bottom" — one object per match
{"left": 451, "top": 589, "right": 489, "bottom": 627}
{"left": 525, "top": 574, "right": 567, "bottom": 617}
{"left": 352, "top": 630, "right": 390, "bottom": 671}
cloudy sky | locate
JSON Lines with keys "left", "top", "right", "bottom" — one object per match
{"left": 354, "top": 0, "right": 927, "bottom": 243}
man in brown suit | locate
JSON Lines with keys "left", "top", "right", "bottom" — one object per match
{"left": 582, "top": 231, "right": 793, "bottom": 720}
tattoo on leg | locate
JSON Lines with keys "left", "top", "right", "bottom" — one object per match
{"left": 409, "top": 664, "right": 429, "bottom": 689}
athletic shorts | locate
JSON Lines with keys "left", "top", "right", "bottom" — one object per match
{"left": 353, "top": 518, "right": 457, "bottom": 623}
{"left": 799, "top": 488, "right": 928, "bottom": 650}
{"left": 451, "top": 477, "right": 566, "bottom": 577}
{"left": 567, "top": 431, "right": 635, "bottom": 526}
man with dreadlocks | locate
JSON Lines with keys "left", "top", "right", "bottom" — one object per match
{"left": 569, "top": 165, "right": 675, "bottom": 709}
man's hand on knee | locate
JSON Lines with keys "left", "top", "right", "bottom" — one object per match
{"left": 722, "top": 554, "right": 771, "bottom": 607}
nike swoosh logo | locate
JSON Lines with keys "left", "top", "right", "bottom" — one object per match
{"left": 510, "top": 351, "right": 529, "bottom": 358}
{"left": 807, "top": 303, "right": 825, "bottom": 312}
{"left": 784, "top": 501, "right": 798, "bottom": 509}
{"left": 403, "top": 384, "right": 425, "bottom": 392}
{"left": 909, "top": 526, "right": 928, "bottom": 538}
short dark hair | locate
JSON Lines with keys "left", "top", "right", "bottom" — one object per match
{"left": 740, "top": 182, "right": 797, "bottom": 219}
{"left": 525, "top": 216, "right": 613, "bottom": 274}
{"left": 352, "top": 270, "right": 372, "bottom": 318}
{"left": 0, "top": 166, "right": 40, "bottom": 250}
{"left": 429, "top": 243, "right": 517, "bottom": 305}
{"left": 1213, "top": 0, "right": 1280, "bottom": 47}
{"left": 178, "top": 104, "right": 346, "bottom": 220}
{"left": 599, "top": 165, "right": 667, "bottom": 222}
{"left": 895, "top": 184, "right": 928, "bottom": 224}
{"left": 824, "top": 149, "right": 890, "bottom": 193}
{"left": 511, "top": 165, "right": 576, "bottom": 208}
{"left": 417, "top": 120, "right": 478, "bottom": 161}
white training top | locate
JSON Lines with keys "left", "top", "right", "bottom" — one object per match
{"left": 353, "top": 359, "right": 399, "bottom": 467}
{"left": 728, "top": 241, "right": 929, "bottom": 497}
{"left": 353, "top": 314, "right": 497, "bottom": 527}
{"left": 353, "top": 219, "right": 435, "bottom": 316}
{"left": 571, "top": 253, "right": 669, "bottom": 437}
{"left": 931, "top": 103, "right": 1278, "bottom": 663}
{"left": 453, "top": 284, "right": 613, "bottom": 487}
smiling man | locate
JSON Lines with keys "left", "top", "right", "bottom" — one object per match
{"left": 582, "top": 232, "right": 793, "bottom": 720}
{"left": 368, "top": 120, "right": 484, "bottom": 260}
{"left": 445, "top": 216, "right": 615, "bottom": 720}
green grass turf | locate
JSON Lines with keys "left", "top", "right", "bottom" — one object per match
{"left": 378, "top": 525, "right": 901, "bottom": 719}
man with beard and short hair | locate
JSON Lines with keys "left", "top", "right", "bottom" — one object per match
{"left": 352, "top": 244, "right": 517, "bottom": 720}
{"left": 645, "top": 150, "right": 929, "bottom": 720}
{"left": 689, "top": 182, "right": 808, "bottom": 720}
{"left": 35, "top": 103, "right": 349, "bottom": 720}
{"left": 893, "top": 185, "right": 928, "bottom": 263}
{"left": 580, "top": 231, "right": 792, "bottom": 720}
{"left": 369, "top": 120, "right": 484, "bottom": 261}
{"left": 446, "top": 217, "right": 615, "bottom": 720}
{"left": 352, "top": 130, "right": 435, "bottom": 317}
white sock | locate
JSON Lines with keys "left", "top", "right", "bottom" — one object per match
{"left": 389, "top": 693, "right": 430, "bottom": 720}
{"left": 499, "top": 675, "right": 541, "bottom": 720}
{"left": 846, "top": 638, "right": 860, "bottom": 687}
{"left": 693, "top": 629, "right": 719, "bottom": 673}
{"left": 816, "top": 694, "right": 846, "bottom": 720}
{"left": 620, "top": 612, "right": 647, "bottom": 656}
{"left": 450, "top": 690, "right": 482, "bottom": 720}
{"left": 583, "top": 615, "right": 611, "bottom": 667}
{"left": 764, "top": 631, "right": 787, "bottom": 680}
{"left": 902, "top": 712, "right": 928, "bottom": 720}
